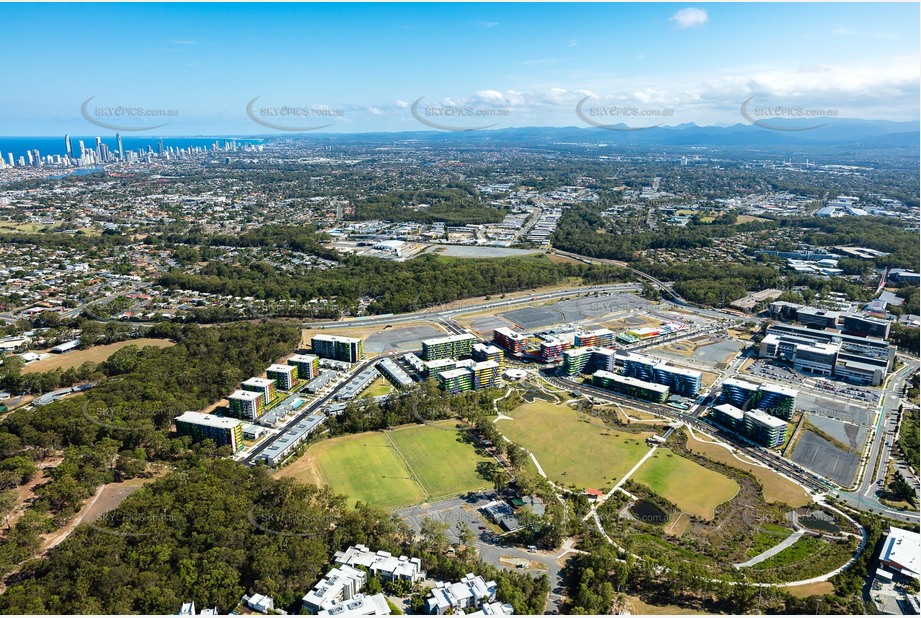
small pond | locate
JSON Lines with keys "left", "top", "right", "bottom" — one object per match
{"left": 630, "top": 499, "right": 669, "bottom": 525}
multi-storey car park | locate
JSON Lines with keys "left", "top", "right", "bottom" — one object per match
{"left": 228, "top": 389, "right": 265, "bottom": 420}
{"left": 266, "top": 363, "right": 297, "bottom": 391}
{"left": 174, "top": 411, "right": 244, "bottom": 452}
{"left": 591, "top": 370, "right": 670, "bottom": 404}
{"left": 312, "top": 334, "right": 364, "bottom": 363}
{"left": 287, "top": 353, "right": 320, "bottom": 380}
{"left": 421, "top": 333, "right": 477, "bottom": 361}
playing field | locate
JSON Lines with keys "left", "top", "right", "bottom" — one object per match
{"left": 632, "top": 448, "right": 739, "bottom": 519}
{"left": 277, "top": 421, "right": 491, "bottom": 510}
{"left": 496, "top": 400, "right": 653, "bottom": 492}
{"left": 23, "top": 338, "right": 174, "bottom": 374}
{"left": 685, "top": 433, "right": 810, "bottom": 508}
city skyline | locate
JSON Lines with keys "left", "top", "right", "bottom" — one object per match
{"left": 0, "top": 2, "right": 918, "bottom": 135}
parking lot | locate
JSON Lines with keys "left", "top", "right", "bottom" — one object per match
{"left": 791, "top": 430, "right": 860, "bottom": 487}
{"left": 745, "top": 359, "right": 880, "bottom": 406}
{"left": 364, "top": 325, "right": 445, "bottom": 353}
{"left": 797, "top": 392, "right": 874, "bottom": 427}
{"left": 396, "top": 493, "right": 496, "bottom": 544}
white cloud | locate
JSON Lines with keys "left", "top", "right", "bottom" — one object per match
{"left": 478, "top": 21, "right": 499, "bottom": 28}
{"left": 670, "top": 8, "right": 708, "bottom": 29}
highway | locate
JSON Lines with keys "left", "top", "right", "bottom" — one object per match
{"left": 306, "top": 282, "right": 644, "bottom": 330}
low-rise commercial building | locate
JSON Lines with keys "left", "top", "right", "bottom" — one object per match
{"left": 878, "top": 527, "right": 920, "bottom": 581}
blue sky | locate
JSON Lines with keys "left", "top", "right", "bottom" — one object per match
{"left": 0, "top": 3, "right": 918, "bottom": 135}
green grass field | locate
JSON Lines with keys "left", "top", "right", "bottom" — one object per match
{"left": 281, "top": 421, "right": 491, "bottom": 510}
{"left": 632, "top": 448, "right": 739, "bottom": 519}
{"left": 388, "top": 424, "right": 492, "bottom": 497}
{"left": 496, "top": 400, "right": 653, "bottom": 491}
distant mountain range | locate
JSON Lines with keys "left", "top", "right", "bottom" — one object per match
{"left": 272, "top": 117, "right": 919, "bottom": 150}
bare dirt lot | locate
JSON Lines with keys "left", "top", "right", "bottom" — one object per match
{"left": 23, "top": 338, "right": 174, "bottom": 373}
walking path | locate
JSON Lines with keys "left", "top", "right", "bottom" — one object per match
{"left": 733, "top": 530, "right": 805, "bottom": 568}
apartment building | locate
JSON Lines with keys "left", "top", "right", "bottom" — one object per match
{"left": 266, "top": 364, "right": 297, "bottom": 391}
{"left": 228, "top": 389, "right": 264, "bottom": 420}
{"left": 472, "top": 343, "right": 504, "bottom": 367}
{"left": 493, "top": 327, "right": 527, "bottom": 355}
{"left": 574, "top": 328, "right": 614, "bottom": 348}
{"left": 288, "top": 353, "right": 320, "bottom": 380}
{"left": 743, "top": 408, "right": 788, "bottom": 448}
{"left": 242, "top": 377, "right": 276, "bottom": 406}
{"left": 174, "top": 411, "right": 243, "bottom": 452}
{"left": 421, "top": 334, "right": 477, "bottom": 361}
{"left": 312, "top": 334, "right": 363, "bottom": 363}
{"left": 591, "top": 370, "right": 670, "bottom": 404}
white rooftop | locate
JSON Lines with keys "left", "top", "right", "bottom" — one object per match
{"left": 229, "top": 389, "right": 263, "bottom": 401}
{"left": 881, "top": 527, "right": 921, "bottom": 580}
{"left": 174, "top": 411, "right": 241, "bottom": 429}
